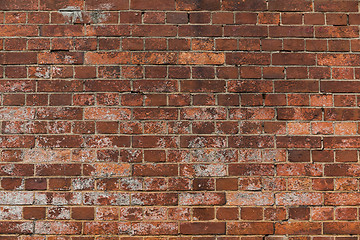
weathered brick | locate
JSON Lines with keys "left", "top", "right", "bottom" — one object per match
{"left": 178, "top": 53, "right": 224, "bottom": 65}
{"left": 38, "top": 52, "right": 84, "bottom": 65}
{"left": 276, "top": 192, "right": 323, "bottom": 206}
{"left": 1, "top": 0, "right": 360, "bottom": 238}
{"left": 85, "top": 52, "right": 131, "bottom": 65}
{"left": 132, "top": 222, "right": 178, "bottom": 235}
{"left": 84, "top": 107, "right": 131, "bottom": 120}
{"left": 227, "top": 53, "right": 270, "bottom": 65}
{"left": 227, "top": 192, "right": 274, "bottom": 206}
{"left": 35, "top": 221, "right": 81, "bottom": 235}
{"left": 85, "top": 0, "right": 129, "bottom": 10}
{"left": 179, "top": 192, "right": 225, "bottom": 205}
{"left": 0, "top": 222, "right": 33, "bottom": 234}
{"left": 228, "top": 222, "right": 274, "bottom": 235}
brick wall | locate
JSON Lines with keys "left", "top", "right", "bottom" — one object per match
{"left": 0, "top": 0, "right": 360, "bottom": 238}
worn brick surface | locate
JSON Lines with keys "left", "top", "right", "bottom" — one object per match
{"left": 1, "top": 0, "right": 360, "bottom": 238}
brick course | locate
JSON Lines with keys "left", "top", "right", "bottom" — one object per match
{"left": 0, "top": 0, "right": 360, "bottom": 238}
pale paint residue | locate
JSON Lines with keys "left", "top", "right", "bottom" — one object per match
{"left": 0, "top": 192, "right": 33, "bottom": 205}
{"left": 144, "top": 178, "right": 167, "bottom": 191}
{"left": 239, "top": 149, "right": 261, "bottom": 162}
{"left": 59, "top": 6, "right": 83, "bottom": 23}
{"left": 34, "top": 192, "right": 82, "bottom": 205}
{"left": 52, "top": 193, "right": 79, "bottom": 206}
{"left": 23, "top": 149, "right": 71, "bottom": 163}
{"left": 52, "top": 66, "right": 63, "bottom": 76}
{"left": 34, "top": 66, "right": 51, "bottom": 79}
{"left": 84, "top": 108, "right": 131, "bottom": 121}
{"left": 156, "top": 137, "right": 167, "bottom": 148}
{"left": 179, "top": 192, "right": 223, "bottom": 206}
{"left": 35, "top": 221, "right": 79, "bottom": 234}
{"left": 99, "top": 3, "right": 113, "bottom": 10}
{"left": 48, "top": 207, "right": 70, "bottom": 220}
{"left": 263, "top": 149, "right": 286, "bottom": 162}
{"left": 89, "top": 10, "right": 109, "bottom": 23}
{"left": 72, "top": 149, "right": 96, "bottom": 162}
{"left": 226, "top": 192, "right": 274, "bottom": 206}
{"left": 34, "top": 192, "right": 48, "bottom": 205}
{"left": 191, "top": 149, "right": 237, "bottom": 163}
{"left": 72, "top": 178, "right": 94, "bottom": 190}
{"left": 0, "top": 206, "right": 22, "bottom": 220}
{"left": 1, "top": 164, "right": 14, "bottom": 175}
{"left": 0, "top": 107, "right": 35, "bottom": 120}
{"left": 96, "top": 207, "right": 118, "bottom": 220}
{"left": 131, "top": 222, "right": 177, "bottom": 235}
{"left": 189, "top": 137, "right": 224, "bottom": 148}
{"left": 194, "top": 164, "right": 227, "bottom": 177}
{"left": 83, "top": 192, "right": 130, "bottom": 206}
{"left": 276, "top": 192, "right": 323, "bottom": 206}
{"left": 64, "top": 55, "right": 76, "bottom": 64}
{"left": 8, "top": 222, "right": 33, "bottom": 234}
{"left": 143, "top": 207, "right": 167, "bottom": 220}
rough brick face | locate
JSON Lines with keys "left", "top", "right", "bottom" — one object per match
{"left": 0, "top": 0, "right": 360, "bottom": 238}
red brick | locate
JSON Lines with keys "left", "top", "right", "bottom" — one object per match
{"left": 176, "top": 0, "right": 220, "bottom": 10}
{"left": 0, "top": 25, "right": 38, "bottom": 37}
{"left": 72, "top": 207, "right": 94, "bottom": 220}
{"left": 41, "top": 25, "right": 84, "bottom": 37}
{"left": 85, "top": 52, "right": 131, "bottom": 65}
{"left": 85, "top": 0, "right": 128, "bottom": 10}
{"left": 277, "top": 136, "right": 321, "bottom": 148}
{"left": 324, "top": 222, "right": 360, "bottom": 235}
{"left": 316, "top": 26, "right": 359, "bottom": 38}
{"left": 225, "top": 26, "right": 268, "bottom": 37}
{"left": 86, "top": 25, "right": 131, "bottom": 36}
{"left": 270, "top": 26, "right": 313, "bottom": 37}
{"left": 325, "top": 193, "right": 360, "bottom": 206}
{"left": 227, "top": 222, "right": 273, "bottom": 235}
{"left": 272, "top": 53, "right": 316, "bottom": 65}
{"left": 315, "top": 0, "right": 358, "bottom": 12}
{"left": 0, "top": 221, "right": 33, "bottom": 234}
{"left": 85, "top": 80, "right": 131, "bottom": 92}
{"left": 131, "top": 222, "right": 177, "bottom": 235}
{"left": 36, "top": 164, "right": 81, "bottom": 176}
{"left": 277, "top": 108, "right": 322, "bottom": 120}
{"left": 133, "top": 164, "right": 178, "bottom": 176}
{"left": 131, "top": 0, "right": 175, "bottom": 10}
{"left": 268, "top": 0, "right": 312, "bottom": 11}
{"left": 275, "top": 222, "right": 321, "bottom": 235}
{"left": 181, "top": 222, "right": 225, "bottom": 235}
{"left": 178, "top": 52, "right": 224, "bottom": 65}
{"left": 133, "top": 25, "right": 177, "bottom": 37}
{"left": 131, "top": 193, "right": 177, "bottom": 206}
{"left": 35, "top": 221, "right": 81, "bottom": 235}
{"left": 38, "top": 52, "right": 84, "bottom": 65}
{"left": 222, "top": 0, "right": 267, "bottom": 10}
{"left": 275, "top": 80, "right": 318, "bottom": 92}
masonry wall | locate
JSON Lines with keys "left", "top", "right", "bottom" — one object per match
{"left": 0, "top": 0, "right": 360, "bottom": 238}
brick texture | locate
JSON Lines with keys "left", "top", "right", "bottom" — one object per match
{"left": 0, "top": 0, "right": 360, "bottom": 238}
